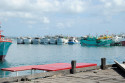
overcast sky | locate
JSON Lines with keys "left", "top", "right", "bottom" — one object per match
{"left": 0, "top": 0, "right": 125, "bottom": 37}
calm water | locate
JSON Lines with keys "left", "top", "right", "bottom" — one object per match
{"left": 0, "top": 40, "right": 125, "bottom": 77}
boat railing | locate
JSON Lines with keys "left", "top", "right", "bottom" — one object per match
{"left": 0, "top": 38, "right": 12, "bottom": 42}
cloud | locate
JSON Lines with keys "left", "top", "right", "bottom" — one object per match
{"left": 82, "top": 0, "right": 125, "bottom": 23}
{"left": 56, "top": 21, "right": 74, "bottom": 29}
{"left": 0, "top": 0, "right": 88, "bottom": 25}
{"left": 0, "top": 0, "right": 30, "bottom": 11}
{"left": 0, "top": 0, "right": 125, "bottom": 28}
{"left": 1, "top": 0, "right": 125, "bottom": 17}
{"left": 0, "top": 0, "right": 87, "bottom": 13}
{"left": 34, "top": 0, "right": 60, "bottom": 12}
{"left": 62, "top": 0, "right": 86, "bottom": 13}
{"left": 0, "top": 11, "right": 35, "bottom": 19}
{"left": 42, "top": 17, "right": 50, "bottom": 24}
{"left": 100, "top": 0, "right": 125, "bottom": 13}
{"left": 56, "top": 23, "right": 65, "bottom": 29}
{"left": 26, "top": 20, "right": 36, "bottom": 25}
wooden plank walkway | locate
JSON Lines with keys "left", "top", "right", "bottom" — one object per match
{"left": 11, "top": 68, "right": 125, "bottom": 83}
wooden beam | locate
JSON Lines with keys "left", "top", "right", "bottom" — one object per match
{"left": 114, "top": 60, "right": 125, "bottom": 72}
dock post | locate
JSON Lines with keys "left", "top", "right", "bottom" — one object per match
{"left": 101, "top": 58, "right": 106, "bottom": 70}
{"left": 70, "top": 60, "right": 76, "bottom": 74}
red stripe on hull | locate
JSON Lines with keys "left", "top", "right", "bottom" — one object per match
{"left": 0, "top": 55, "right": 6, "bottom": 61}
{"left": 0, "top": 41, "right": 12, "bottom": 43}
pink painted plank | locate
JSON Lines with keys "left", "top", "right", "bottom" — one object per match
{"left": 33, "top": 63, "right": 71, "bottom": 71}
{"left": 1, "top": 63, "right": 97, "bottom": 72}
{"left": 33, "top": 63, "right": 97, "bottom": 71}
{"left": 1, "top": 65, "right": 36, "bottom": 72}
{"left": 76, "top": 63, "right": 97, "bottom": 68}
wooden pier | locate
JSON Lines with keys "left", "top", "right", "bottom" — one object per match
{"left": 0, "top": 59, "right": 125, "bottom": 83}
{"left": 1, "top": 63, "right": 97, "bottom": 77}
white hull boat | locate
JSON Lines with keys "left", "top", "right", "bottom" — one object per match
{"left": 23, "top": 37, "right": 32, "bottom": 44}
{"left": 43, "top": 38, "right": 50, "bottom": 44}
{"left": 17, "top": 37, "right": 24, "bottom": 44}
{"left": 32, "top": 37, "right": 40, "bottom": 44}
{"left": 57, "top": 37, "right": 65, "bottom": 45}
{"left": 50, "top": 38, "right": 56, "bottom": 44}
{"left": 68, "top": 37, "right": 78, "bottom": 44}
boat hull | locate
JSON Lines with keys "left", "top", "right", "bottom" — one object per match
{"left": 24, "top": 39, "right": 32, "bottom": 44}
{"left": 0, "top": 42, "right": 12, "bottom": 61}
{"left": 32, "top": 39, "right": 40, "bottom": 44}
{"left": 43, "top": 38, "right": 50, "bottom": 44}
{"left": 17, "top": 38, "right": 24, "bottom": 44}
{"left": 50, "top": 39, "right": 56, "bottom": 44}
{"left": 121, "top": 41, "right": 125, "bottom": 46}
{"left": 57, "top": 38, "right": 64, "bottom": 45}
{"left": 80, "top": 39, "right": 113, "bottom": 46}
{"left": 68, "top": 42, "right": 77, "bottom": 44}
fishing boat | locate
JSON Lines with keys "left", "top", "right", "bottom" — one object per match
{"left": 121, "top": 35, "right": 125, "bottom": 46}
{"left": 23, "top": 37, "right": 32, "bottom": 44}
{"left": 32, "top": 37, "right": 40, "bottom": 44}
{"left": 40, "top": 38, "right": 44, "bottom": 44}
{"left": 0, "top": 30, "right": 12, "bottom": 61}
{"left": 40, "top": 36, "right": 50, "bottom": 44}
{"left": 80, "top": 36, "right": 113, "bottom": 46}
{"left": 50, "top": 37, "right": 57, "bottom": 44}
{"left": 17, "top": 37, "right": 24, "bottom": 44}
{"left": 43, "top": 37, "right": 50, "bottom": 44}
{"left": 68, "top": 37, "right": 78, "bottom": 44}
{"left": 64, "top": 38, "right": 68, "bottom": 44}
{"left": 111, "top": 35, "right": 122, "bottom": 46}
{"left": 57, "top": 36, "right": 65, "bottom": 45}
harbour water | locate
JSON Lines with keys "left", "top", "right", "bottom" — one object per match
{"left": 0, "top": 40, "right": 125, "bottom": 77}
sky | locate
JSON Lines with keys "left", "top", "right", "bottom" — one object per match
{"left": 0, "top": 0, "right": 125, "bottom": 37}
